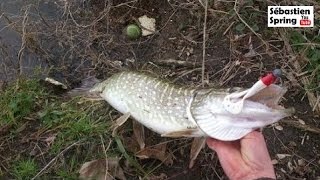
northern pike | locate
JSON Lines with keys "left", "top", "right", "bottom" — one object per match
{"left": 71, "top": 71, "right": 294, "bottom": 141}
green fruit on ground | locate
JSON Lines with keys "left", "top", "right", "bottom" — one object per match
{"left": 126, "top": 24, "right": 141, "bottom": 39}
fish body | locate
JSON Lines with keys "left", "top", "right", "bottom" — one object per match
{"left": 90, "top": 71, "right": 203, "bottom": 135}
{"left": 88, "top": 71, "right": 293, "bottom": 141}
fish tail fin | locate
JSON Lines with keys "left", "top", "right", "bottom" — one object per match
{"left": 67, "top": 76, "right": 103, "bottom": 100}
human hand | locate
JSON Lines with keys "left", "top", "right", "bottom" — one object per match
{"left": 206, "top": 131, "right": 276, "bottom": 180}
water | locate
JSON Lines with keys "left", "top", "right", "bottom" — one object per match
{"left": 0, "top": 0, "right": 62, "bottom": 81}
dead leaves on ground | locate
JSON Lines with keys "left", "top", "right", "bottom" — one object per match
{"left": 122, "top": 135, "right": 174, "bottom": 166}
{"left": 272, "top": 153, "right": 316, "bottom": 177}
{"left": 79, "top": 158, "right": 126, "bottom": 180}
{"left": 78, "top": 141, "right": 173, "bottom": 180}
{"left": 113, "top": 116, "right": 173, "bottom": 166}
{"left": 44, "top": 133, "right": 57, "bottom": 147}
{"left": 136, "top": 143, "right": 174, "bottom": 166}
{"left": 132, "top": 120, "right": 145, "bottom": 150}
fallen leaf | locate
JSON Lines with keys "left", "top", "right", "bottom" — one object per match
{"left": 274, "top": 124, "right": 283, "bottom": 131}
{"left": 298, "top": 119, "right": 306, "bottom": 125}
{"left": 136, "top": 143, "right": 173, "bottom": 166}
{"left": 79, "top": 158, "right": 126, "bottom": 180}
{"left": 288, "top": 141, "right": 297, "bottom": 147}
{"left": 244, "top": 49, "right": 258, "bottom": 58}
{"left": 280, "top": 168, "right": 287, "bottom": 173}
{"left": 233, "top": 34, "right": 246, "bottom": 41}
{"left": 271, "top": 159, "right": 278, "bottom": 165}
{"left": 298, "top": 159, "right": 306, "bottom": 166}
{"left": 122, "top": 136, "right": 140, "bottom": 153}
{"left": 287, "top": 161, "right": 294, "bottom": 172}
{"left": 138, "top": 15, "right": 156, "bottom": 36}
{"left": 132, "top": 120, "right": 145, "bottom": 150}
{"left": 45, "top": 134, "right": 57, "bottom": 147}
{"left": 276, "top": 154, "right": 291, "bottom": 160}
{"left": 45, "top": 77, "right": 68, "bottom": 89}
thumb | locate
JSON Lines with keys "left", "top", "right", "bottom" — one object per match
{"left": 206, "top": 138, "right": 239, "bottom": 154}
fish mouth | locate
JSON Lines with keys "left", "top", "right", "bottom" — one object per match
{"left": 192, "top": 84, "right": 294, "bottom": 141}
{"left": 246, "top": 84, "right": 292, "bottom": 111}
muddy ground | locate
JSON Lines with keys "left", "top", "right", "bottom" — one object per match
{"left": 0, "top": 0, "right": 319, "bottom": 179}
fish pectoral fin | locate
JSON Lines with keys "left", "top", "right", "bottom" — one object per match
{"left": 189, "top": 137, "right": 206, "bottom": 168}
{"left": 161, "top": 129, "right": 198, "bottom": 138}
{"left": 111, "top": 112, "right": 131, "bottom": 137}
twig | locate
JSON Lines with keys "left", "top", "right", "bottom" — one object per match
{"left": 68, "top": 1, "right": 110, "bottom": 28}
{"left": 31, "top": 140, "right": 81, "bottom": 180}
{"left": 313, "top": 96, "right": 320, "bottom": 112}
{"left": 100, "top": 136, "right": 112, "bottom": 180}
{"left": 112, "top": 0, "right": 137, "bottom": 8}
{"left": 36, "top": 7, "right": 50, "bottom": 28}
{"left": 197, "top": 0, "right": 205, "bottom": 8}
{"left": 0, "top": 14, "right": 17, "bottom": 33}
{"left": 173, "top": 68, "right": 202, "bottom": 83}
{"left": 281, "top": 120, "right": 320, "bottom": 134}
{"left": 201, "top": 0, "right": 208, "bottom": 87}
{"left": 155, "top": 59, "right": 199, "bottom": 67}
{"left": 223, "top": 21, "right": 235, "bottom": 36}
{"left": 18, "top": 5, "right": 31, "bottom": 75}
{"left": 272, "top": 128, "right": 319, "bottom": 168}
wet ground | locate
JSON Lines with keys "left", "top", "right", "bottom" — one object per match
{"left": 0, "top": 0, "right": 58, "bottom": 80}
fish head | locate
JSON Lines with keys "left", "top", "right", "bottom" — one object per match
{"left": 237, "top": 84, "right": 294, "bottom": 125}
{"left": 194, "top": 84, "right": 294, "bottom": 141}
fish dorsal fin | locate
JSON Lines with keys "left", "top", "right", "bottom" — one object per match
{"left": 67, "top": 77, "right": 102, "bottom": 99}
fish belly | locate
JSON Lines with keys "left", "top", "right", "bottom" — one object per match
{"left": 99, "top": 72, "right": 202, "bottom": 135}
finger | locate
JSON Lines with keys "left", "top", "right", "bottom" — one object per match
{"left": 207, "top": 138, "right": 239, "bottom": 151}
{"left": 206, "top": 138, "right": 219, "bottom": 150}
{"left": 206, "top": 138, "right": 247, "bottom": 175}
{"left": 240, "top": 131, "right": 273, "bottom": 166}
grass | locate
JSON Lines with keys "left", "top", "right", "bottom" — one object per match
{"left": 289, "top": 29, "right": 320, "bottom": 92}
{"left": 0, "top": 79, "right": 125, "bottom": 179}
{"left": 12, "top": 158, "right": 38, "bottom": 180}
{"left": 0, "top": 77, "right": 156, "bottom": 179}
{"left": 0, "top": 79, "right": 45, "bottom": 127}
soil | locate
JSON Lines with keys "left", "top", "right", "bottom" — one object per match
{"left": 1, "top": 0, "right": 319, "bottom": 179}
{"left": 87, "top": 1, "right": 320, "bottom": 179}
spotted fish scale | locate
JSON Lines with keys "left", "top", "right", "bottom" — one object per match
{"left": 91, "top": 71, "right": 204, "bottom": 135}
{"left": 88, "top": 71, "right": 293, "bottom": 140}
